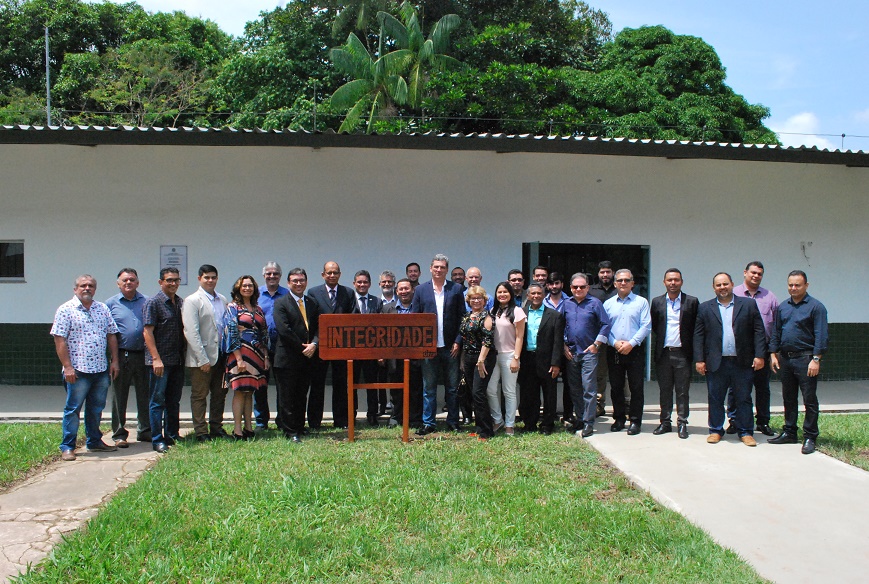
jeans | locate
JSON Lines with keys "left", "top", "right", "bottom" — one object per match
{"left": 61, "top": 370, "right": 110, "bottom": 451}
{"left": 421, "top": 346, "right": 460, "bottom": 427}
{"left": 706, "top": 358, "right": 754, "bottom": 437}
{"left": 149, "top": 364, "right": 185, "bottom": 445}
{"left": 567, "top": 352, "right": 599, "bottom": 425}
{"left": 779, "top": 354, "right": 820, "bottom": 439}
{"left": 727, "top": 356, "right": 771, "bottom": 425}
{"left": 656, "top": 349, "right": 691, "bottom": 424}
{"left": 111, "top": 350, "right": 150, "bottom": 441}
{"left": 488, "top": 353, "right": 519, "bottom": 427}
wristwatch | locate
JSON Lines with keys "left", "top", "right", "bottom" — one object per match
{"left": 812, "top": 356, "right": 821, "bottom": 363}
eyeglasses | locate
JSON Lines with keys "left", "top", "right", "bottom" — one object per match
{"left": 289, "top": 279, "right": 306, "bottom": 284}
{"left": 162, "top": 278, "right": 181, "bottom": 283}
{"left": 615, "top": 278, "right": 632, "bottom": 283}
{"left": 468, "top": 297, "right": 485, "bottom": 302}
{"left": 570, "top": 285, "right": 588, "bottom": 290}
{"left": 264, "top": 272, "right": 280, "bottom": 277}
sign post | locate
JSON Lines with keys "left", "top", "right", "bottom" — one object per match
{"left": 318, "top": 313, "right": 437, "bottom": 442}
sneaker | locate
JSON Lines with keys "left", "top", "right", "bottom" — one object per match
{"left": 505, "top": 426, "right": 514, "bottom": 436}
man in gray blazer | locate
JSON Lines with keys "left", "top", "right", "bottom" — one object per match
{"left": 182, "top": 264, "right": 228, "bottom": 441}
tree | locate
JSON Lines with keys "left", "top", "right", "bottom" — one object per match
{"left": 329, "top": 1, "right": 461, "bottom": 132}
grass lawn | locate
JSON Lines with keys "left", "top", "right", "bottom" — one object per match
{"left": 770, "top": 412, "right": 869, "bottom": 471}
{"left": 0, "top": 423, "right": 61, "bottom": 489}
{"left": 17, "top": 426, "right": 765, "bottom": 583}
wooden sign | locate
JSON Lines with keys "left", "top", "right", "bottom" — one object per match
{"left": 318, "top": 313, "right": 437, "bottom": 360}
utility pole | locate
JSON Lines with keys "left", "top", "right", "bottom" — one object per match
{"left": 45, "top": 25, "right": 51, "bottom": 126}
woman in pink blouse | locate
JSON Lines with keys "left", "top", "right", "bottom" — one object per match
{"left": 487, "top": 282, "right": 526, "bottom": 435}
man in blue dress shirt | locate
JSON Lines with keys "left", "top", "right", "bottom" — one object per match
{"left": 257, "top": 261, "right": 289, "bottom": 430}
{"left": 105, "top": 268, "right": 150, "bottom": 447}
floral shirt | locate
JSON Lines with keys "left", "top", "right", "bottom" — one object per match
{"left": 50, "top": 296, "right": 119, "bottom": 373}
{"left": 459, "top": 312, "right": 494, "bottom": 353}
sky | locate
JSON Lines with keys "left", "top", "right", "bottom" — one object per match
{"left": 101, "top": 1, "right": 869, "bottom": 151}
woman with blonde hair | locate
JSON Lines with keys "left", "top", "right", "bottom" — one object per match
{"left": 459, "top": 286, "right": 497, "bottom": 439}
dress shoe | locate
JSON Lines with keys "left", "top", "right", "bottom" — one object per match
{"left": 114, "top": 438, "right": 129, "bottom": 448}
{"left": 740, "top": 435, "right": 757, "bottom": 447}
{"left": 291, "top": 434, "right": 302, "bottom": 444}
{"left": 542, "top": 426, "right": 553, "bottom": 436}
{"left": 627, "top": 422, "right": 641, "bottom": 435}
{"left": 447, "top": 422, "right": 461, "bottom": 432}
{"left": 233, "top": 432, "right": 245, "bottom": 441}
{"left": 415, "top": 425, "right": 436, "bottom": 436}
{"left": 706, "top": 433, "right": 722, "bottom": 444}
{"left": 153, "top": 442, "right": 169, "bottom": 453}
{"left": 756, "top": 424, "right": 775, "bottom": 436}
{"left": 581, "top": 423, "right": 594, "bottom": 438}
{"left": 768, "top": 432, "right": 798, "bottom": 445}
{"left": 652, "top": 423, "right": 672, "bottom": 435}
{"left": 525, "top": 424, "right": 538, "bottom": 433}
{"left": 61, "top": 449, "right": 76, "bottom": 461}
{"left": 596, "top": 404, "right": 606, "bottom": 418}
{"left": 242, "top": 429, "right": 255, "bottom": 439}
{"left": 677, "top": 423, "right": 688, "bottom": 439}
{"left": 367, "top": 416, "right": 380, "bottom": 427}
{"left": 196, "top": 434, "right": 212, "bottom": 443}
{"left": 801, "top": 438, "right": 816, "bottom": 455}
{"left": 164, "top": 436, "right": 176, "bottom": 446}
{"left": 88, "top": 441, "right": 117, "bottom": 452}
{"left": 725, "top": 421, "right": 738, "bottom": 435}
{"left": 210, "top": 428, "right": 231, "bottom": 439}
{"left": 610, "top": 419, "right": 626, "bottom": 432}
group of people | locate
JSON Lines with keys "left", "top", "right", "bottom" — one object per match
{"left": 50, "top": 254, "right": 827, "bottom": 458}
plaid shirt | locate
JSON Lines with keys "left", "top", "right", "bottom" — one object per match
{"left": 143, "top": 290, "right": 185, "bottom": 366}
{"left": 50, "top": 296, "right": 119, "bottom": 373}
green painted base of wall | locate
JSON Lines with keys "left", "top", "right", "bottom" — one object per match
{"left": 2, "top": 322, "right": 868, "bottom": 385}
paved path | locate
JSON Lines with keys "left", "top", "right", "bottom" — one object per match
{"left": 0, "top": 440, "right": 159, "bottom": 580}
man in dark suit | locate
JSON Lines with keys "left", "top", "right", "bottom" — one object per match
{"left": 694, "top": 272, "right": 766, "bottom": 447}
{"left": 350, "top": 269, "right": 384, "bottom": 426}
{"left": 306, "top": 261, "right": 355, "bottom": 429}
{"left": 519, "top": 283, "right": 565, "bottom": 435}
{"left": 273, "top": 268, "right": 320, "bottom": 443}
{"left": 650, "top": 268, "right": 699, "bottom": 439}
{"left": 411, "top": 253, "right": 467, "bottom": 434}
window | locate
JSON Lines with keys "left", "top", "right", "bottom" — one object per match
{"left": 0, "top": 240, "right": 24, "bottom": 281}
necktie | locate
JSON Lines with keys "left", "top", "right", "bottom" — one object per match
{"left": 360, "top": 296, "right": 368, "bottom": 314}
{"left": 298, "top": 298, "right": 308, "bottom": 330}
{"left": 329, "top": 288, "right": 336, "bottom": 310}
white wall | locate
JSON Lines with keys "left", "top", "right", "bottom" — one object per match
{"left": 2, "top": 143, "right": 866, "bottom": 322}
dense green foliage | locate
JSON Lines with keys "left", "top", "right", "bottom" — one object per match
{"left": 0, "top": 0, "right": 777, "bottom": 142}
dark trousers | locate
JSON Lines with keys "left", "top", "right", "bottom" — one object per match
{"left": 607, "top": 346, "right": 645, "bottom": 422}
{"left": 780, "top": 354, "right": 820, "bottom": 439}
{"left": 310, "top": 358, "right": 347, "bottom": 428}
{"left": 706, "top": 358, "right": 754, "bottom": 437}
{"left": 519, "top": 351, "right": 557, "bottom": 430}
{"left": 463, "top": 351, "right": 496, "bottom": 437}
{"left": 388, "top": 359, "right": 423, "bottom": 427}
{"left": 111, "top": 349, "right": 150, "bottom": 440}
{"left": 275, "top": 362, "right": 313, "bottom": 436}
{"left": 656, "top": 349, "right": 691, "bottom": 424}
{"left": 253, "top": 349, "right": 276, "bottom": 428}
{"left": 727, "top": 356, "right": 771, "bottom": 425}
{"left": 558, "top": 354, "right": 573, "bottom": 421}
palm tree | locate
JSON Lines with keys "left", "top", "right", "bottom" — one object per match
{"left": 329, "top": 1, "right": 461, "bottom": 132}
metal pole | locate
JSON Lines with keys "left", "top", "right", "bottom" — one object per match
{"left": 44, "top": 26, "right": 51, "bottom": 126}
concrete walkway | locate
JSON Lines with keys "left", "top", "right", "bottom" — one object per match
{"left": 0, "top": 380, "right": 867, "bottom": 582}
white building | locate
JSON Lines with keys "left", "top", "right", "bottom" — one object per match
{"left": 1, "top": 126, "right": 866, "bottom": 383}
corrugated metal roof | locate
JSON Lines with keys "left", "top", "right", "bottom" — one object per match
{"left": 1, "top": 124, "right": 867, "bottom": 167}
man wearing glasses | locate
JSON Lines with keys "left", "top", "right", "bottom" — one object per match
{"left": 603, "top": 269, "right": 652, "bottom": 435}
{"left": 562, "top": 273, "right": 611, "bottom": 437}
{"left": 256, "top": 261, "right": 288, "bottom": 431}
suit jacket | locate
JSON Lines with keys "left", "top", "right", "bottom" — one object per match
{"left": 410, "top": 280, "right": 467, "bottom": 347}
{"left": 651, "top": 292, "right": 699, "bottom": 362}
{"left": 350, "top": 293, "right": 383, "bottom": 315}
{"left": 182, "top": 288, "right": 227, "bottom": 367}
{"left": 306, "top": 283, "right": 355, "bottom": 315}
{"left": 273, "top": 294, "right": 320, "bottom": 369}
{"left": 693, "top": 296, "right": 766, "bottom": 372}
{"left": 522, "top": 303, "right": 565, "bottom": 378}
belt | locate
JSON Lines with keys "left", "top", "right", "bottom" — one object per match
{"left": 782, "top": 350, "right": 814, "bottom": 359}
{"left": 665, "top": 346, "right": 684, "bottom": 352}
{"left": 121, "top": 349, "right": 144, "bottom": 357}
